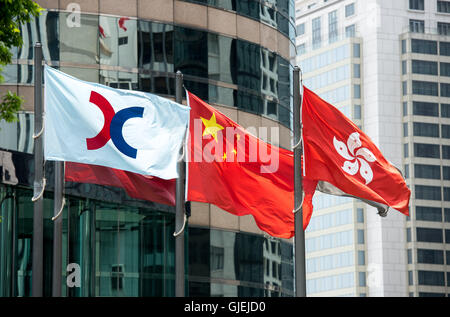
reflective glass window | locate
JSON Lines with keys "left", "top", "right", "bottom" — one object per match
{"left": 59, "top": 67, "right": 99, "bottom": 83}
{"left": 208, "top": 85, "right": 235, "bottom": 107}
{"left": 442, "top": 124, "right": 450, "bottom": 138}
{"left": 438, "top": 22, "right": 450, "bottom": 36}
{"left": 417, "top": 249, "right": 444, "bottom": 264}
{"left": 414, "top": 164, "right": 441, "bottom": 179}
{"left": 328, "top": 11, "right": 338, "bottom": 43}
{"left": 208, "top": 0, "right": 235, "bottom": 10}
{"left": 100, "top": 70, "right": 138, "bottom": 90}
{"left": 1, "top": 64, "right": 18, "bottom": 83}
{"left": 138, "top": 21, "right": 174, "bottom": 72}
{"left": 59, "top": 13, "right": 98, "bottom": 65}
{"left": 418, "top": 271, "right": 445, "bottom": 286}
{"left": 346, "top": 24, "right": 356, "bottom": 38}
{"left": 443, "top": 145, "right": 450, "bottom": 159}
{"left": 413, "top": 122, "right": 439, "bottom": 137}
{"left": 441, "top": 103, "right": 450, "bottom": 117}
{"left": 345, "top": 3, "right": 355, "bottom": 17}
{"left": 236, "top": 0, "right": 259, "bottom": 20}
{"left": 416, "top": 227, "right": 443, "bottom": 243}
{"left": 415, "top": 185, "right": 442, "bottom": 200}
{"left": 99, "top": 16, "right": 137, "bottom": 68}
{"left": 297, "top": 23, "right": 305, "bottom": 36}
{"left": 438, "top": 0, "right": 450, "bottom": 13}
{"left": 236, "top": 40, "right": 261, "bottom": 91}
{"left": 312, "top": 17, "right": 321, "bottom": 49}
{"left": 416, "top": 206, "right": 443, "bottom": 221}
{"left": 409, "top": 0, "right": 424, "bottom": 10}
{"left": 441, "top": 83, "right": 450, "bottom": 97}
{"left": 441, "top": 62, "right": 450, "bottom": 77}
{"left": 235, "top": 90, "right": 262, "bottom": 114}
{"left": 443, "top": 166, "right": 450, "bottom": 180}
{"left": 277, "top": 56, "right": 291, "bottom": 108}
{"left": 411, "top": 39, "right": 437, "bottom": 55}
{"left": 208, "top": 34, "right": 236, "bottom": 84}
{"left": 413, "top": 101, "right": 438, "bottom": 116}
{"left": 412, "top": 60, "right": 438, "bottom": 75}
{"left": 412, "top": 80, "right": 438, "bottom": 96}
{"left": 410, "top": 19, "right": 425, "bottom": 33}
{"left": 174, "top": 27, "right": 208, "bottom": 78}
{"left": 440, "top": 41, "right": 450, "bottom": 56}
{"left": 18, "top": 11, "right": 59, "bottom": 62}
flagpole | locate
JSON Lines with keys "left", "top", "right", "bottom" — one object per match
{"left": 52, "top": 161, "right": 65, "bottom": 296}
{"left": 293, "top": 66, "right": 306, "bottom": 297}
{"left": 32, "top": 42, "right": 44, "bottom": 297}
{"left": 175, "top": 70, "right": 186, "bottom": 297}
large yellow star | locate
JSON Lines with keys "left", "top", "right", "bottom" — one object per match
{"left": 201, "top": 113, "right": 224, "bottom": 142}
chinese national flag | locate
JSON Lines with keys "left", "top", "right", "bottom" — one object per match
{"left": 301, "top": 87, "right": 411, "bottom": 220}
{"left": 186, "top": 91, "right": 295, "bottom": 239}
{"left": 65, "top": 162, "right": 176, "bottom": 206}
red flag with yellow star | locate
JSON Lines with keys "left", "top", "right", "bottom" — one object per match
{"left": 186, "top": 91, "right": 295, "bottom": 239}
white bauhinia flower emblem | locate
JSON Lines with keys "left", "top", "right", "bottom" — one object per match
{"left": 333, "top": 132, "right": 377, "bottom": 185}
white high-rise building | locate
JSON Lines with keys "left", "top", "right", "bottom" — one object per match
{"left": 296, "top": 0, "right": 450, "bottom": 297}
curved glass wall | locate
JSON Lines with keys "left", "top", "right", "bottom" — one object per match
{"left": 9, "top": 10, "right": 294, "bottom": 128}
{"left": 0, "top": 184, "right": 178, "bottom": 297}
{"left": 0, "top": 181, "right": 294, "bottom": 297}
{"left": 189, "top": 227, "right": 294, "bottom": 297}
{"left": 181, "top": 0, "right": 297, "bottom": 44}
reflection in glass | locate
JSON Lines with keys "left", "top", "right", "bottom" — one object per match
{"left": 237, "top": 0, "right": 260, "bottom": 20}
{"left": 59, "top": 13, "right": 99, "bottom": 65}
{"left": 59, "top": 67, "right": 99, "bottom": 83}
{"left": 2, "top": 64, "right": 18, "bottom": 83}
{"left": 174, "top": 27, "right": 208, "bottom": 78}
{"left": 189, "top": 227, "right": 293, "bottom": 297}
{"left": 260, "top": 3, "right": 277, "bottom": 28}
{"left": 236, "top": 40, "right": 260, "bottom": 91}
{"left": 18, "top": 11, "right": 59, "bottom": 62}
{"left": 208, "top": 34, "right": 236, "bottom": 84}
{"left": 95, "top": 203, "right": 175, "bottom": 296}
{"left": 139, "top": 73, "right": 174, "bottom": 96}
{"left": 208, "top": 0, "right": 236, "bottom": 10}
{"left": 0, "top": 112, "right": 34, "bottom": 154}
{"left": 209, "top": 85, "right": 235, "bottom": 107}
{"left": 100, "top": 70, "right": 138, "bottom": 90}
{"left": 138, "top": 21, "right": 174, "bottom": 72}
{"left": 236, "top": 90, "right": 262, "bottom": 114}
{"left": 261, "top": 48, "right": 278, "bottom": 99}
{"left": 99, "top": 16, "right": 137, "bottom": 68}
{"left": 17, "top": 65, "right": 33, "bottom": 84}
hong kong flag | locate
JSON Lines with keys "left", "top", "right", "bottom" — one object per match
{"left": 186, "top": 91, "right": 295, "bottom": 239}
{"left": 301, "top": 87, "right": 411, "bottom": 224}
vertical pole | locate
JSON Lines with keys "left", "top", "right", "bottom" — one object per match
{"left": 32, "top": 42, "right": 44, "bottom": 297}
{"left": 52, "top": 162, "right": 64, "bottom": 296}
{"left": 293, "top": 66, "right": 306, "bottom": 297}
{"left": 175, "top": 71, "right": 185, "bottom": 297}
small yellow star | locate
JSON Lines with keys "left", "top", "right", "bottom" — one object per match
{"left": 201, "top": 113, "right": 224, "bottom": 143}
{"left": 232, "top": 148, "right": 237, "bottom": 155}
{"left": 222, "top": 152, "right": 227, "bottom": 160}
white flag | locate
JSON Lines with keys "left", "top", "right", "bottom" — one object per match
{"left": 44, "top": 66, "right": 190, "bottom": 179}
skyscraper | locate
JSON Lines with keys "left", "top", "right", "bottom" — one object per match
{"left": 296, "top": 0, "right": 450, "bottom": 297}
{"left": 0, "top": 0, "right": 296, "bottom": 297}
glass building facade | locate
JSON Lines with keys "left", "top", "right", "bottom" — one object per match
{"left": 0, "top": 0, "right": 296, "bottom": 297}
{"left": 296, "top": 0, "right": 450, "bottom": 297}
{"left": 402, "top": 33, "right": 450, "bottom": 297}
